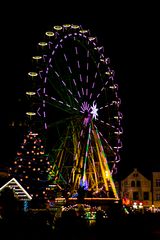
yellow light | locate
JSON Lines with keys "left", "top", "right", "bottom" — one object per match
{"left": 45, "top": 31, "right": 54, "bottom": 37}
{"left": 38, "top": 42, "right": 48, "bottom": 47}
{"left": 63, "top": 24, "right": 71, "bottom": 28}
{"left": 71, "top": 25, "right": 80, "bottom": 29}
{"left": 28, "top": 72, "right": 38, "bottom": 77}
{"left": 26, "top": 112, "right": 36, "bottom": 116}
{"left": 32, "top": 56, "right": 42, "bottom": 60}
{"left": 79, "top": 30, "right": 88, "bottom": 34}
{"left": 53, "top": 25, "right": 62, "bottom": 31}
{"left": 26, "top": 91, "right": 36, "bottom": 96}
{"left": 105, "top": 71, "right": 110, "bottom": 75}
{"left": 105, "top": 171, "right": 109, "bottom": 179}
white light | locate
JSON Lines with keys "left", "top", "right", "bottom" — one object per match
{"left": 91, "top": 101, "right": 98, "bottom": 120}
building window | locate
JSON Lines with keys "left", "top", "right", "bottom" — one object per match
{"left": 124, "top": 181, "right": 128, "bottom": 186}
{"left": 136, "top": 180, "right": 141, "bottom": 187}
{"left": 156, "top": 193, "right": 160, "bottom": 201}
{"left": 156, "top": 179, "right": 160, "bottom": 187}
{"left": 131, "top": 181, "right": 135, "bottom": 187}
{"left": 143, "top": 192, "right": 149, "bottom": 200}
{"left": 133, "top": 173, "right": 138, "bottom": 177}
{"left": 133, "top": 191, "right": 139, "bottom": 200}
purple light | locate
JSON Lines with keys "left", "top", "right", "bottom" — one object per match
{"left": 39, "top": 71, "right": 43, "bottom": 79}
{"left": 83, "top": 113, "right": 92, "bottom": 126}
{"left": 55, "top": 71, "right": 60, "bottom": 77}
{"left": 80, "top": 129, "right": 83, "bottom": 137}
{"left": 75, "top": 47, "right": 78, "bottom": 55}
{"left": 51, "top": 96, "right": 56, "bottom": 101}
{"left": 68, "top": 66, "right": 72, "bottom": 73}
{"left": 64, "top": 53, "right": 67, "bottom": 61}
{"left": 37, "top": 107, "right": 41, "bottom": 116}
{"left": 55, "top": 44, "right": 58, "bottom": 49}
{"left": 37, "top": 88, "right": 40, "bottom": 97}
{"left": 92, "top": 82, "right": 95, "bottom": 88}
{"left": 86, "top": 75, "right": 88, "bottom": 83}
{"left": 89, "top": 93, "right": 92, "bottom": 99}
{"left": 80, "top": 74, "right": 82, "bottom": 82}
{"left": 77, "top": 60, "right": 80, "bottom": 68}
{"left": 62, "top": 80, "right": 66, "bottom": 86}
{"left": 77, "top": 91, "right": 81, "bottom": 98}
{"left": 73, "top": 78, "right": 76, "bottom": 86}
{"left": 86, "top": 62, "right": 89, "bottom": 70}
{"left": 48, "top": 41, "right": 53, "bottom": 49}
{"left": 68, "top": 89, "right": 72, "bottom": 95}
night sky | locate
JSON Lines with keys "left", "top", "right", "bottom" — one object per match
{"left": 0, "top": 2, "right": 159, "bottom": 179}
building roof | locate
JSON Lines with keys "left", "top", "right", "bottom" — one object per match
{"left": 122, "top": 168, "right": 151, "bottom": 182}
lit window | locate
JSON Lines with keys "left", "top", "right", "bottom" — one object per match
{"left": 156, "top": 179, "right": 160, "bottom": 187}
{"left": 131, "top": 181, "right": 135, "bottom": 187}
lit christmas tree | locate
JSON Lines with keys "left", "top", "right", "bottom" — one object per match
{"left": 9, "top": 130, "right": 52, "bottom": 207}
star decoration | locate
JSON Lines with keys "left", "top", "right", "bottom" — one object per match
{"left": 91, "top": 101, "right": 98, "bottom": 120}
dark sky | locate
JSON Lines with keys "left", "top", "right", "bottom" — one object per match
{"left": 0, "top": 2, "right": 159, "bottom": 178}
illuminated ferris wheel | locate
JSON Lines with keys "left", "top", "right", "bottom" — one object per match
{"left": 25, "top": 24, "right": 123, "bottom": 199}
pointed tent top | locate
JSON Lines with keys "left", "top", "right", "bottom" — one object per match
{"left": 0, "top": 177, "right": 32, "bottom": 201}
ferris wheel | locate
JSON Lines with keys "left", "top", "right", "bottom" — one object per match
{"left": 25, "top": 24, "right": 123, "bottom": 199}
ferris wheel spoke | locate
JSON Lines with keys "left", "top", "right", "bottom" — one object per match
{"left": 46, "top": 63, "right": 80, "bottom": 107}
{"left": 60, "top": 46, "right": 82, "bottom": 103}
{"left": 74, "top": 44, "right": 86, "bottom": 98}
{"left": 93, "top": 124, "right": 115, "bottom": 153}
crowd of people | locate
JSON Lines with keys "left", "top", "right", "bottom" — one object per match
{"left": 0, "top": 187, "right": 160, "bottom": 239}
